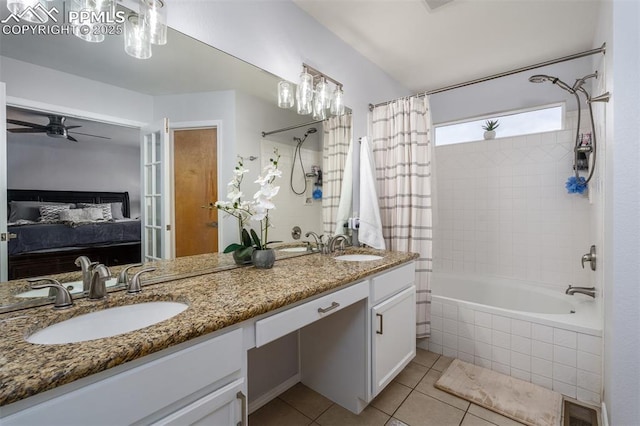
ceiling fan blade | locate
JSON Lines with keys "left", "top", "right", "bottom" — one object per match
{"left": 65, "top": 125, "right": 82, "bottom": 130}
{"left": 67, "top": 135, "right": 79, "bottom": 142}
{"left": 68, "top": 131, "right": 112, "bottom": 140}
{"left": 7, "top": 119, "right": 48, "bottom": 130}
{"left": 7, "top": 128, "right": 46, "bottom": 133}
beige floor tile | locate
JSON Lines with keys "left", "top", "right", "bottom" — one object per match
{"left": 461, "top": 413, "right": 496, "bottom": 426}
{"left": 249, "top": 398, "right": 313, "bottom": 426}
{"left": 393, "top": 362, "right": 429, "bottom": 388}
{"left": 468, "top": 404, "right": 526, "bottom": 426}
{"left": 279, "top": 383, "right": 333, "bottom": 420}
{"left": 412, "top": 349, "right": 440, "bottom": 368}
{"left": 431, "top": 355, "right": 454, "bottom": 372}
{"left": 394, "top": 391, "right": 465, "bottom": 426}
{"left": 316, "top": 404, "right": 390, "bottom": 426}
{"left": 371, "top": 381, "right": 412, "bottom": 415}
{"left": 386, "top": 418, "right": 410, "bottom": 426}
{"left": 415, "top": 368, "right": 470, "bottom": 411}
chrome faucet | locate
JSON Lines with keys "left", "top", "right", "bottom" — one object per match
{"left": 305, "top": 231, "right": 324, "bottom": 252}
{"left": 26, "top": 278, "right": 73, "bottom": 309}
{"left": 116, "top": 263, "right": 144, "bottom": 287}
{"left": 328, "top": 235, "right": 350, "bottom": 253}
{"left": 88, "top": 264, "right": 111, "bottom": 300}
{"left": 565, "top": 285, "right": 596, "bottom": 298}
{"left": 126, "top": 268, "right": 156, "bottom": 294}
{"left": 75, "top": 256, "right": 99, "bottom": 293}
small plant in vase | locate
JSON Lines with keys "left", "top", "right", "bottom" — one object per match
{"left": 482, "top": 119, "right": 500, "bottom": 140}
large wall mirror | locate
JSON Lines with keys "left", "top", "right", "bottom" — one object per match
{"left": 0, "top": 13, "right": 346, "bottom": 309}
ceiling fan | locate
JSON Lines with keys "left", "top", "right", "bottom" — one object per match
{"left": 6, "top": 115, "right": 111, "bottom": 142}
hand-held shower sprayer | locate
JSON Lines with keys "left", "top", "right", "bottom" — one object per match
{"left": 528, "top": 71, "right": 610, "bottom": 193}
{"left": 291, "top": 127, "right": 318, "bottom": 195}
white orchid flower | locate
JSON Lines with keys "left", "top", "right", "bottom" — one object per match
{"left": 253, "top": 184, "right": 280, "bottom": 199}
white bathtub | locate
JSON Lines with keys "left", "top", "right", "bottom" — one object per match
{"left": 427, "top": 272, "right": 603, "bottom": 405}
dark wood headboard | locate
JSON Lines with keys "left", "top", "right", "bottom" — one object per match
{"left": 7, "top": 189, "right": 131, "bottom": 218}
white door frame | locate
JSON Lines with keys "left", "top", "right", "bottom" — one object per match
{"left": 170, "top": 120, "right": 223, "bottom": 257}
{"left": 0, "top": 84, "right": 8, "bottom": 281}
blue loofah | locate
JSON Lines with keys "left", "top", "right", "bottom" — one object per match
{"left": 565, "top": 176, "right": 587, "bottom": 194}
{"left": 312, "top": 188, "right": 322, "bottom": 199}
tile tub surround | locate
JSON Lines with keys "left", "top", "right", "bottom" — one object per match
{"left": 0, "top": 245, "right": 313, "bottom": 312}
{"left": 427, "top": 296, "right": 602, "bottom": 406}
{"left": 0, "top": 248, "right": 418, "bottom": 407}
{"left": 433, "top": 126, "right": 594, "bottom": 291}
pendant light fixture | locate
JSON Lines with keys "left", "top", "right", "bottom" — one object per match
{"left": 278, "top": 64, "right": 346, "bottom": 118}
{"left": 69, "top": 0, "right": 105, "bottom": 43}
{"left": 145, "top": 0, "right": 167, "bottom": 46}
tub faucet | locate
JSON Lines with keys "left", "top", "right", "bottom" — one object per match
{"left": 88, "top": 264, "right": 111, "bottom": 300}
{"left": 75, "top": 256, "right": 99, "bottom": 293}
{"left": 565, "top": 285, "right": 596, "bottom": 298}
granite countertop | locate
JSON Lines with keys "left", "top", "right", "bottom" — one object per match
{"left": 0, "top": 244, "right": 311, "bottom": 312}
{"left": 0, "top": 248, "right": 417, "bottom": 407}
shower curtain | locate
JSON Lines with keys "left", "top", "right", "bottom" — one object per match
{"left": 322, "top": 114, "right": 352, "bottom": 235}
{"left": 370, "top": 96, "right": 433, "bottom": 338}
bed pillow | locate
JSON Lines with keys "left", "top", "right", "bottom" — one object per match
{"left": 39, "top": 205, "right": 73, "bottom": 222}
{"left": 110, "top": 202, "right": 125, "bottom": 220}
{"left": 59, "top": 207, "right": 104, "bottom": 223}
{"left": 9, "top": 201, "right": 74, "bottom": 222}
{"left": 77, "top": 203, "right": 113, "bottom": 220}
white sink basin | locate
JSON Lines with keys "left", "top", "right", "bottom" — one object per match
{"left": 16, "top": 278, "right": 119, "bottom": 298}
{"left": 334, "top": 254, "right": 384, "bottom": 262}
{"left": 279, "top": 247, "right": 308, "bottom": 253}
{"left": 27, "top": 301, "right": 189, "bottom": 345}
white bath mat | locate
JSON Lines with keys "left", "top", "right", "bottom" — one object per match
{"left": 435, "top": 359, "right": 562, "bottom": 426}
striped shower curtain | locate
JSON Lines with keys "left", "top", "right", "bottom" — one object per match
{"left": 371, "top": 97, "right": 433, "bottom": 338}
{"left": 322, "top": 114, "right": 352, "bottom": 235}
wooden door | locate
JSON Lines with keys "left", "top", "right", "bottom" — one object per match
{"left": 174, "top": 128, "right": 218, "bottom": 257}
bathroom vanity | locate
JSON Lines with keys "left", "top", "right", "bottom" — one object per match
{"left": 0, "top": 249, "right": 417, "bottom": 425}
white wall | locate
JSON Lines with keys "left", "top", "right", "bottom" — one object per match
{"left": 1, "top": 57, "right": 153, "bottom": 125}
{"left": 7, "top": 135, "right": 141, "bottom": 217}
{"left": 166, "top": 1, "right": 410, "bottom": 139}
{"left": 434, "top": 111, "right": 593, "bottom": 291}
{"left": 600, "top": 1, "right": 640, "bottom": 424}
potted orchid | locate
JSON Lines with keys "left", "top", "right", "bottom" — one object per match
{"left": 249, "top": 151, "right": 282, "bottom": 269}
{"left": 214, "top": 150, "right": 282, "bottom": 268}
{"left": 214, "top": 158, "right": 255, "bottom": 265}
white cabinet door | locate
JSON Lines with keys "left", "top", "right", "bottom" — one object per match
{"left": 153, "top": 378, "right": 246, "bottom": 426}
{"left": 371, "top": 285, "right": 416, "bottom": 397}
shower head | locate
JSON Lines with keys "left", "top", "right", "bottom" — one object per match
{"left": 528, "top": 74, "right": 574, "bottom": 93}
{"left": 529, "top": 74, "right": 557, "bottom": 84}
{"left": 304, "top": 127, "right": 318, "bottom": 137}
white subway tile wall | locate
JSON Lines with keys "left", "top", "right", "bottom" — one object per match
{"left": 427, "top": 300, "right": 602, "bottom": 405}
{"left": 433, "top": 118, "right": 593, "bottom": 291}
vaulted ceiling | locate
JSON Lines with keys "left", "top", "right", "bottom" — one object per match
{"left": 294, "top": 0, "right": 603, "bottom": 93}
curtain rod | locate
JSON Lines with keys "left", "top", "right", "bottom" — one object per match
{"left": 368, "top": 43, "right": 606, "bottom": 111}
{"left": 261, "top": 119, "right": 325, "bottom": 137}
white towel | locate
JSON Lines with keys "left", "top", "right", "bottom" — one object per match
{"left": 334, "top": 139, "right": 353, "bottom": 235}
{"left": 358, "top": 137, "right": 386, "bottom": 249}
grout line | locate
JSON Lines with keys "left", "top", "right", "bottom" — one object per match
{"left": 275, "top": 395, "right": 317, "bottom": 424}
{"left": 313, "top": 402, "right": 335, "bottom": 422}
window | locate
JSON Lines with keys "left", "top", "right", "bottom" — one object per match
{"left": 434, "top": 104, "right": 563, "bottom": 146}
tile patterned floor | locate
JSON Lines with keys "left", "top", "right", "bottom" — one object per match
{"left": 248, "top": 349, "right": 526, "bottom": 426}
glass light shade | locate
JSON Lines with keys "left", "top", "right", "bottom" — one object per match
{"left": 315, "top": 78, "right": 331, "bottom": 111}
{"left": 313, "top": 91, "right": 327, "bottom": 121}
{"left": 69, "top": 0, "right": 105, "bottom": 43}
{"left": 124, "top": 12, "right": 152, "bottom": 59}
{"left": 145, "top": 0, "right": 167, "bottom": 46}
{"left": 331, "top": 86, "right": 345, "bottom": 116}
{"left": 296, "top": 71, "right": 313, "bottom": 115}
{"left": 7, "top": 0, "right": 49, "bottom": 23}
{"left": 277, "top": 80, "right": 294, "bottom": 109}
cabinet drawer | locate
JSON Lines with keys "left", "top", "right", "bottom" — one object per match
{"left": 255, "top": 280, "right": 369, "bottom": 347}
{"left": 3, "top": 329, "right": 243, "bottom": 426}
{"left": 371, "top": 262, "right": 415, "bottom": 304}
